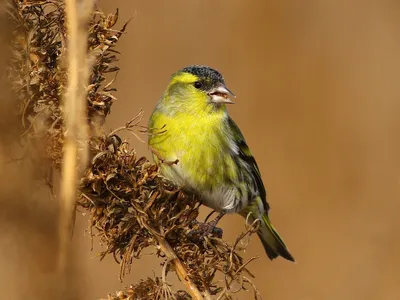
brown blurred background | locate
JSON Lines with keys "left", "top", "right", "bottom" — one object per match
{"left": 2, "top": 0, "right": 400, "bottom": 299}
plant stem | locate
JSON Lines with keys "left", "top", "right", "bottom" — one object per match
{"left": 58, "top": 0, "right": 93, "bottom": 274}
{"left": 157, "top": 236, "right": 208, "bottom": 300}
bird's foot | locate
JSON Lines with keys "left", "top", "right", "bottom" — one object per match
{"left": 187, "top": 212, "right": 226, "bottom": 241}
{"left": 187, "top": 220, "right": 223, "bottom": 240}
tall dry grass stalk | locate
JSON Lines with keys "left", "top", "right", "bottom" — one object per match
{"left": 8, "top": 1, "right": 262, "bottom": 298}
{"left": 58, "top": 0, "right": 94, "bottom": 277}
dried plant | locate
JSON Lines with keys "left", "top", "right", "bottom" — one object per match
{"left": 105, "top": 278, "right": 191, "bottom": 300}
{"left": 7, "top": 0, "right": 262, "bottom": 299}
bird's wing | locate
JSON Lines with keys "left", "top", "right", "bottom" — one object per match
{"left": 227, "top": 117, "right": 270, "bottom": 212}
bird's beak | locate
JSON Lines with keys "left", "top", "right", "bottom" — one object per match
{"left": 208, "top": 84, "right": 236, "bottom": 104}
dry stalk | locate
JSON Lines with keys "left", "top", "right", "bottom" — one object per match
{"left": 155, "top": 227, "right": 206, "bottom": 300}
{"left": 8, "top": 0, "right": 262, "bottom": 298}
{"left": 58, "top": 0, "right": 94, "bottom": 273}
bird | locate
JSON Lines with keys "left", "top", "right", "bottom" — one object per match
{"left": 148, "top": 65, "right": 295, "bottom": 262}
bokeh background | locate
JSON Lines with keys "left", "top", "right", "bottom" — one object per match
{"left": 1, "top": 0, "right": 400, "bottom": 299}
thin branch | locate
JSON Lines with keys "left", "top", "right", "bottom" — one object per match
{"left": 157, "top": 234, "right": 207, "bottom": 300}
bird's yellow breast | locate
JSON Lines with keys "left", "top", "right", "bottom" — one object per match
{"left": 149, "top": 108, "right": 238, "bottom": 190}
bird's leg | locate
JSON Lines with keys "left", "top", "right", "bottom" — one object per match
{"left": 149, "top": 146, "right": 179, "bottom": 166}
{"left": 188, "top": 211, "right": 226, "bottom": 241}
{"left": 204, "top": 210, "right": 217, "bottom": 223}
{"left": 207, "top": 211, "right": 226, "bottom": 228}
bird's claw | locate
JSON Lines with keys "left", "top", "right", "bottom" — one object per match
{"left": 187, "top": 212, "right": 227, "bottom": 242}
{"left": 187, "top": 219, "right": 223, "bottom": 242}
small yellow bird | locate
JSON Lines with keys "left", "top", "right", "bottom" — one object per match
{"left": 148, "top": 65, "right": 294, "bottom": 262}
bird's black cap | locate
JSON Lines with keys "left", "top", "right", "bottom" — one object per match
{"left": 180, "top": 65, "right": 225, "bottom": 84}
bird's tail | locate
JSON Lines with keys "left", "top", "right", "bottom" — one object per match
{"left": 254, "top": 214, "right": 295, "bottom": 262}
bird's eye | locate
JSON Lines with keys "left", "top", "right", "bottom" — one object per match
{"left": 194, "top": 81, "right": 203, "bottom": 89}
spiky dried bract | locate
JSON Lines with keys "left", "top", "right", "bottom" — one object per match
{"left": 9, "top": 0, "right": 261, "bottom": 298}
